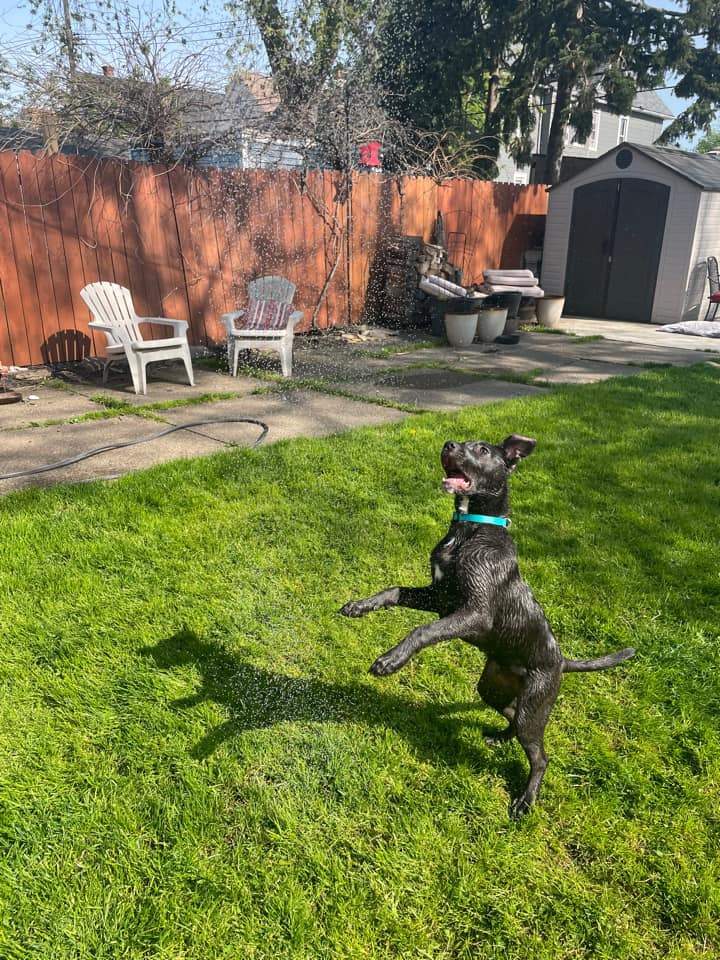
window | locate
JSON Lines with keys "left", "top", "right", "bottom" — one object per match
{"left": 565, "top": 109, "right": 601, "bottom": 151}
{"left": 618, "top": 115, "right": 630, "bottom": 143}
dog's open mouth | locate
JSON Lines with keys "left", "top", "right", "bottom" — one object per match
{"left": 442, "top": 469, "right": 472, "bottom": 494}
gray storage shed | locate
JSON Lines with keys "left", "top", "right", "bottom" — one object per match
{"left": 541, "top": 143, "right": 720, "bottom": 324}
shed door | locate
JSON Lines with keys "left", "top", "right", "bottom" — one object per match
{"left": 564, "top": 178, "right": 670, "bottom": 323}
{"left": 604, "top": 180, "right": 669, "bottom": 322}
{"left": 564, "top": 180, "right": 618, "bottom": 317}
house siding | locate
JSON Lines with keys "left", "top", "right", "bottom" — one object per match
{"left": 495, "top": 102, "right": 668, "bottom": 184}
{"left": 495, "top": 146, "right": 520, "bottom": 182}
{"left": 552, "top": 107, "right": 664, "bottom": 160}
{"left": 685, "top": 192, "right": 720, "bottom": 319}
{"left": 541, "top": 148, "right": 701, "bottom": 323}
{"left": 627, "top": 114, "right": 664, "bottom": 147}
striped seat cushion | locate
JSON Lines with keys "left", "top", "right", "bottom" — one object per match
{"left": 244, "top": 298, "right": 293, "bottom": 330}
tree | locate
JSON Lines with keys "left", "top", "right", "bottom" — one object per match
{"left": 227, "top": 0, "right": 374, "bottom": 109}
{"left": 373, "top": 0, "right": 518, "bottom": 173}
{"left": 657, "top": 1, "right": 720, "bottom": 147}
{"left": 372, "top": 0, "right": 720, "bottom": 184}
{"left": 0, "top": 1, "right": 252, "bottom": 163}
{"left": 372, "top": 0, "right": 669, "bottom": 183}
{"left": 698, "top": 128, "right": 720, "bottom": 152}
{"left": 487, "top": 0, "right": 672, "bottom": 184}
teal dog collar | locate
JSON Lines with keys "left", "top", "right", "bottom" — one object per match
{"left": 452, "top": 512, "right": 510, "bottom": 527}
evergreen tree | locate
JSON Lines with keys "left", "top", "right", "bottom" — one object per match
{"left": 657, "top": 0, "right": 720, "bottom": 146}
{"left": 697, "top": 128, "right": 720, "bottom": 152}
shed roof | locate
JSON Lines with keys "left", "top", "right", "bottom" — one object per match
{"left": 633, "top": 143, "right": 720, "bottom": 189}
{"left": 549, "top": 142, "right": 720, "bottom": 192}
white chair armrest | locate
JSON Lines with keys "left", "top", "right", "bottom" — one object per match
{"left": 288, "top": 311, "right": 303, "bottom": 329}
{"left": 88, "top": 320, "right": 116, "bottom": 333}
{"left": 228, "top": 329, "right": 288, "bottom": 339}
{"left": 221, "top": 310, "right": 246, "bottom": 336}
{"left": 138, "top": 317, "right": 189, "bottom": 336}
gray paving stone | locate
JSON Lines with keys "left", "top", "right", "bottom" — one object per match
{"left": 0, "top": 415, "right": 222, "bottom": 494}
{"left": 535, "top": 361, "right": 639, "bottom": 385}
{"left": 159, "top": 390, "right": 407, "bottom": 444}
{"left": 339, "top": 368, "right": 543, "bottom": 411}
{"left": 60, "top": 364, "right": 257, "bottom": 405}
{"left": 0, "top": 388, "right": 100, "bottom": 429}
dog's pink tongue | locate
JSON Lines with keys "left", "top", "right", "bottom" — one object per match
{"left": 443, "top": 476, "right": 470, "bottom": 494}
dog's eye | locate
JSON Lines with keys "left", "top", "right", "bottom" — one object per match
{"left": 474, "top": 444, "right": 490, "bottom": 456}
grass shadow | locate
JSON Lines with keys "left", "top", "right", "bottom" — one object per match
{"left": 142, "top": 628, "right": 528, "bottom": 797}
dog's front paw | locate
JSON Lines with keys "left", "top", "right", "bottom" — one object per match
{"left": 369, "top": 650, "right": 404, "bottom": 677}
{"left": 340, "top": 599, "right": 371, "bottom": 618}
{"left": 509, "top": 793, "right": 535, "bottom": 820}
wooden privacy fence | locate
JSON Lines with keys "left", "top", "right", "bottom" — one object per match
{"left": 0, "top": 151, "right": 548, "bottom": 367}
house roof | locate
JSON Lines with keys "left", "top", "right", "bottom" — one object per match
{"left": 549, "top": 142, "right": 720, "bottom": 191}
{"left": 631, "top": 90, "right": 674, "bottom": 120}
{"left": 0, "top": 124, "right": 119, "bottom": 158}
{"left": 592, "top": 87, "right": 673, "bottom": 119}
{"left": 69, "top": 69, "right": 280, "bottom": 136}
{"left": 232, "top": 71, "right": 280, "bottom": 116}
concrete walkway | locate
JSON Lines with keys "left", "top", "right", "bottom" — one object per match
{"left": 558, "top": 316, "right": 720, "bottom": 352}
{"left": 0, "top": 325, "right": 711, "bottom": 495}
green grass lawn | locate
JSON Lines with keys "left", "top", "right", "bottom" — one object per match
{"left": 1, "top": 366, "right": 719, "bottom": 959}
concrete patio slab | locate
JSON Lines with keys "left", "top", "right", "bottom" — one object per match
{"left": 535, "top": 360, "right": 639, "bottom": 385}
{"left": 338, "top": 368, "right": 543, "bottom": 411}
{"left": 0, "top": 388, "right": 100, "bottom": 429}
{"left": 163, "top": 390, "right": 407, "bottom": 445}
{"left": 58, "top": 364, "right": 256, "bottom": 405}
{"left": 159, "top": 390, "right": 407, "bottom": 444}
{"left": 558, "top": 317, "right": 720, "bottom": 353}
{"left": 0, "top": 415, "right": 223, "bottom": 494}
{"left": 571, "top": 340, "right": 705, "bottom": 367}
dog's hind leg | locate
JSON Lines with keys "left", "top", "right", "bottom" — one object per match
{"left": 509, "top": 667, "right": 561, "bottom": 818}
{"left": 340, "top": 585, "right": 439, "bottom": 618}
{"left": 477, "top": 659, "right": 523, "bottom": 745}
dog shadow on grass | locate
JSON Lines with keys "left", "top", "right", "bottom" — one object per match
{"left": 142, "top": 628, "right": 528, "bottom": 797}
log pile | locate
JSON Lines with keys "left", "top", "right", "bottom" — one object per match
{"left": 380, "top": 235, "right": 462, "bottom": 328}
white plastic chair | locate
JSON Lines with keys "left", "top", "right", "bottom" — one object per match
{"left": 221, "top": 276, "right": 303, "bottom": 378}
{"left": 80, "top": 282, "right": 194, "bottom": 395}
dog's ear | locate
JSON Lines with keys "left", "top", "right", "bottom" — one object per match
{"left": 500, "top": 434, "right": 536, "bottom": 470}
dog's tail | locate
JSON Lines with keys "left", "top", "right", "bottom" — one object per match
{"left": 562, "top": 647, "right": 635, "bottom": 673}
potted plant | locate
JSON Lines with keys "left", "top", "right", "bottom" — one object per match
{"left": 476, "top": 304, "right": 508, "bottom": 343}
{"left": 444, "top": 298, "right": 481, "bottom": 347}
{"left": 536, "top": 295, "right": 566, "bottom": 328}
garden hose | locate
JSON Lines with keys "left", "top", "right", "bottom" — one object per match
{"left": 0, "top": 418, "right": 269, "bottom": 481}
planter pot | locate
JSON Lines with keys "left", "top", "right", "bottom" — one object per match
{"left": 444, "top": 312, "right": 479, "bottom": 347}
{"left": 476, "top": 307, "right": 508, "bottom": 343}
{"left": 503, "top": 311, "right": 520, "bottom": 337}
{"left": 536, "top": 295, "right": 566, "bottom": 328}
{"left": 430, "top": 303, "right": 446, "bottom": 338}
{"left": 518, "top": 304, "right": 536, "bottom": 326}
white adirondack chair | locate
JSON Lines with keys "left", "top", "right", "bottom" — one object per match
{"left": 80, "top": 282, "right": 194, "bottom": 395}
{"left": 221, "top": 276, "right": 303, "bottom": 378}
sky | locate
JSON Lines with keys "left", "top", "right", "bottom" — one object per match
{"left": 0, "top": 0, "right": 713, "bottom": 147}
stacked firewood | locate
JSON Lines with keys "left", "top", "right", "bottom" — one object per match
{"left": 381, "top": 235, "right": 462, "bottom": 327}
{"left": 381, "top": 235, "right": 425, "bottom": 327}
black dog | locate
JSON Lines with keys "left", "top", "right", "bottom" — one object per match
{"left": 341, "top": 435, "right": 634, "bottom": 817}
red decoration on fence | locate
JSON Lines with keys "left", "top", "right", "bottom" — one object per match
{"left": 359, "top": 141, "right": 382, "bottom": 168}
